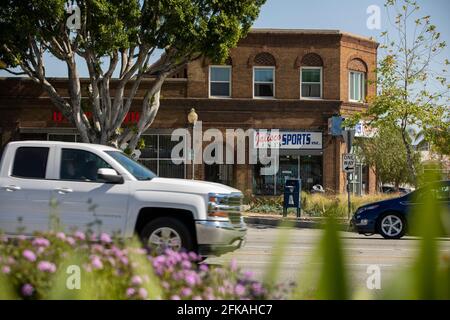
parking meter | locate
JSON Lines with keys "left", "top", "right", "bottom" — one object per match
{"left": 283, "top": 179, "right": 301, "bottom": 218}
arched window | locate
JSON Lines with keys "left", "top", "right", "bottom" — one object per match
{"left": 299, "top": 53, "right": 323, "bottom": 99}
{"left": 253, "top": 52, "right": 276, "bottom": 98}
{"left": 348, "top": 58, "right": 368, "bottom": 102}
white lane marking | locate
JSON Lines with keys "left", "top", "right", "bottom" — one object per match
{"left": 241, "top": 245, "right": 450, "bottom": 252}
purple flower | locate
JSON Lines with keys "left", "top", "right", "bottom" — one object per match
{"left": 234, "top": 284, "right": 246, "bottom": 296}
{"left": 2, "top": 266, "right": 10, "bottom": 274}
{"left": 138, "top": 288, "right": 148, "bottom": 299}
{"left": 184, "top": 272, "right": 197, "bottom": 286}
{"left": 100, "top": 233, "right": 112, "bottom": 244}
{"left": 32, "top": 237, "right": 50, "bottom": 247}
{"left": 91, "top": 256, "right": 103, "bottom": 270}
{"left": 37, "top": 261, "right": 57, "bottom": 273}
{"left": 21, "top": 284, "right": 34, "bottom": 297}
{"left": 131, "top": 275, "right": 143, "bottom": 286}
{"left": 199, "top": 264, "right": 209, "bottom": 272}
{"left": 181, "top": 287, "right": 192, "bottom": 297}
{"left": 243, "top": 270, "right": 254, "bottom": 279}
{"left": 74, "top": 231, "right": 85, "bottom": 241}
{"left": 192, "top": 295, "right": 202, "bottom": 300}
{"left": 170, "top": 295, "right": 181, "bottom": 300}
{"left": 126, "top": 288, "right": 136, "bottom": 297}
{"left": 22, "top": 250, "right": 36, "bottom": 262}
{"left": 251, "top": 283, "right": 264, "bottom": 295}
{"left": 181, "top": 260, "right": 192, "bottom": 269}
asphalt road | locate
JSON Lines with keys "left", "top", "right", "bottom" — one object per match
{"left": 205, "top": 225, "right": 450, "bottom": 297}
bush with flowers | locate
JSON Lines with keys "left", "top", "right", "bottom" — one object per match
{"left": 0, "top": 231, "right": 289, "bottom": 300}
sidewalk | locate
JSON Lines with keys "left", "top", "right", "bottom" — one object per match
{"left": 243, "top": 212, "right": 352, "bottom": 231}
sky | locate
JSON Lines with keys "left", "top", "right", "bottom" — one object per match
{"left": 0, "top": 0, "right": 449, "bottom": 78}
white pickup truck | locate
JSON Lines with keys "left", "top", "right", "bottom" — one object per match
{"left": 0, "top": 141, "right": 246, "bottom": 256}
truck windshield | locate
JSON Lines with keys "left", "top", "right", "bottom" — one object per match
{"left": 105, "top": 151, "right": 156, "bottom": 181}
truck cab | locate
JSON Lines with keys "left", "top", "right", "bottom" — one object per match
{"left": 0, "top": 141, "right": 246, "bottom": 256}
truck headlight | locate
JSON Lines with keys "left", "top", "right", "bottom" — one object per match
{"left": 208, "top": 193, "right": 243, "bottom": 221}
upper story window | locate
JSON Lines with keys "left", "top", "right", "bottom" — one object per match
{"left": 349, "top": 71, "right": 365, "bottom": 102}
{"left": 253, "top": 67, "right": 275, "bottom": 98}
{"left": 209, "top": 66, "right": 231, "bottom": 97}
{"left": 301, "top": 67, "right": 322, "bottom": 98}
{"left": 252, "top": 52, "right": 276, "bottom": 98}
{"left": 348, "top": 58, "right": 368, "bottom": 103}
{"left": 298, "top": 53, "right": 324, "bottom": 99}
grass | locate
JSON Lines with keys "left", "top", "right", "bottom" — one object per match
{"left": 246, "top": 193, "right": 397, "bottom": 217}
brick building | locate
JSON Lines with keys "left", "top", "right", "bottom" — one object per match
{"left": 0, "top": 29, "right": 379, "bottom": 196}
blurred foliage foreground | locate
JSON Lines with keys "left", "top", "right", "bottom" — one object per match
{"left": 0, "top": 174, "right": 449, "bottom": 300}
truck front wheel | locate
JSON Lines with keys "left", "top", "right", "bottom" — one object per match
{"left": 140, "top": 217, "right": 195, "bottom": 255}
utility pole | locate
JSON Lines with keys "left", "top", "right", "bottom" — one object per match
{"left": 342, "top": 128, "right": 356, "bottom": 220}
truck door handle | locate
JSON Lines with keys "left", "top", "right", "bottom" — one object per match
{"left": 3, "top": 185, "right": 21, "bottom": 192}
{"left": 54, "top": 187, "right": 73, "bottom": 194}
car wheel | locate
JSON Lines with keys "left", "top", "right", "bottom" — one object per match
{"left": 140, "top": 217, "right": 195, "bottom": 255}
{"left": 378, "top": 213, "right": 406, "bottom": 239}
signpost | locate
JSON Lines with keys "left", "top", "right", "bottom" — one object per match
{"left": 342, "top": 129, "right": 356, "bottom": 219}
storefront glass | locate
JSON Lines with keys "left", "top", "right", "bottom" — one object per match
{"left": 253, "top": 154, "right": 323, "bottom": 195}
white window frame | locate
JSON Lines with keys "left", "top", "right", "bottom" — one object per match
{"left": 300, "top": 66, "right": 323, "bottom": 99}
{"left": 253, "top": 66, "right": 275, "bottom": 99}
{"left": 349, "top": 71, "right": 366, "bottom": 103}
{"left": 208, "top": 65, "right": 232, "bottom": 98}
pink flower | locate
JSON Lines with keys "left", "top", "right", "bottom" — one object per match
{"left": 199, "top": 264, "right": 209, "bottom": 272}
{"left": 2, "top": 266, "right": 10, "bottom": 274}
{"left": 126, "top": 288, "right": 136, "bottom": 297}
{"left": 21, "top": 284, "right": 34, "bottom": 297}
{"left": 171, "top": 295, "right": 181, "bottom": 300}
{"left": 56, "top": 232, "right": 66, "bottom": 240}
{"left": 138, "top": 288, "right": 148, "bottom": 299}
{"left": 22, "top": 250, "right": 36, "bottom": 262}
{"left": 32, "top": 237, "right": 50, "bottom": 247}
{"left": 131, "top": 275, "right": 143, "bottom": 286}
{"left": 37, "top": 261, "right": 57, "bottom": 273}
{"left": 230, "top": 258, "right": 238, "bottom": 272}
{"left": 100, "top": 233, "right": 112, "bottom": 244}
{"left": 66, "top": 237, "right": 76, "bottom": 246}
{"left": 74, "top": 231, "right": 85, "bottom": 241}
{"left": 91, "top": 256, "right": 103, "bottom": 270}
{"left": 192, "top": 296, "right": 202, "bottom": 300}
{"left": 184, "top": 273, "right": 198, "bottom": 286}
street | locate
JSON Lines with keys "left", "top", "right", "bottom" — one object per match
{"left": 206, "top": 225, "right": 450, "bottom": 296}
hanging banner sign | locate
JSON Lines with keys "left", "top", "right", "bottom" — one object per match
{"left": 254, "top": 131, "right": 322, "bottom": 149}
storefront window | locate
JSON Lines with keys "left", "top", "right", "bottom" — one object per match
{"left": 253, "top": 154, "right": 323, "bottom": 195}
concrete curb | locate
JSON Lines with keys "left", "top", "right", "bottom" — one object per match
{"left": 244, "top": 216, "right": 351, "bottom": 231}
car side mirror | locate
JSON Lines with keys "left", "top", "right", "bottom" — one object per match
{"left": 97, "top": 168, "right": 124, "bottom": 184}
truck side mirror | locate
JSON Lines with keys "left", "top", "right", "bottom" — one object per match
{"left": 97, "top": 168, "right": 124, "bottom": 184}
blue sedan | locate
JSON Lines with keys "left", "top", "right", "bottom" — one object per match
{"left": 351, "top": 180, "right": 450, "bottom": 239}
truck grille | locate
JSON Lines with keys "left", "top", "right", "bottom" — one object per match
{"left": 225, "top": 193, "right": 243, "bottom": 225}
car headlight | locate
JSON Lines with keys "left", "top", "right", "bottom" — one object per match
{"left": 357, "top": 204, "right": 379, "bottom": 214}
{"left": 208, "top": 193, "right": 242, "bottom": 220}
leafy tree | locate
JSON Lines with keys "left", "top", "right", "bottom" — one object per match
{"left": 349, "top": 0, "right": 449, "bottom": 184}
{"left": 0, "top": 0, "right": 265, "bottom": 151}
{"left": 354, "top": 123, "right": 422, "bottom": 190}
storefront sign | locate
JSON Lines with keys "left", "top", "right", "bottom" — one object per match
{"left": 254, "top": 131, "right": 322, "bottom": 149}
{"left": 52, "top": 111, "right": 140, "bottom": 124}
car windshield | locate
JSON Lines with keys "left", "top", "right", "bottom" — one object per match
{"left": 105, "top": 151, "right": 156, "bottom": 181}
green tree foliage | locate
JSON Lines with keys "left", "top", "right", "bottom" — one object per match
{"left": 0, "top": 0, "right": 265, "bottom": 149}
{"left": 355, "top": 123, "right": 422, "bottom": 189}
{"left": 348, "top": 0, "right": 449, "bottom": 183}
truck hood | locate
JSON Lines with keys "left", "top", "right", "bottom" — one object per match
{"left": 135, "top": 177, "right": 242, "bottom": 195}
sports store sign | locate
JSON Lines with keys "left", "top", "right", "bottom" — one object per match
{"left": 254, "top": 131, "right": 322, "bottom": 149}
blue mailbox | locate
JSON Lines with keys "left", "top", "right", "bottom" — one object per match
{"left": 283, "top": 179, "right": 301, "bottom": 217}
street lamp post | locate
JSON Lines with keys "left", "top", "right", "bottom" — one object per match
{"left": 187, "top": 108, "right": 198, "bottom": 180}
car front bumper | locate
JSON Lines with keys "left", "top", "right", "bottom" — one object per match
{"left": 350, "top": 217, "right": 376, "bottom": 234}
{"left": 195, "top": 219, "right": 247, "bottom": 256}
